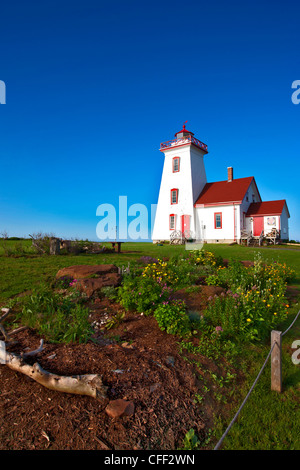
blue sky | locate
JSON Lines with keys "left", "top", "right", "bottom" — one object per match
{"left": 0, "top": 0, "right": 299, "bottom": 241}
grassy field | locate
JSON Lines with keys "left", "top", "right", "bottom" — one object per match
{"left": 0, "top": 239, "right": 299, "bottom": 449}
{"left": 1, "top": 239, "right": 299, "bottom": 305}
{"left": 1, "top": 239, "right": 300, "bottom": 303}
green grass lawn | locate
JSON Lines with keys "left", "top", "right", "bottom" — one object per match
{"left": 1, "top": 240, "right": 300, "bottom": 303}
{"left": 0, "top": 241, "right": 183, "bottom": 302}
{"left": 0, "top": 240, "right": 299, "bottom": 450}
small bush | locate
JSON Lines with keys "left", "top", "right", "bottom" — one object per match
{"left": 118, "top": 273, "right": 173, "bottom": 315}
{"left": 54, "top": 275, "right": 75, "bottom": 289}
{"left": 202, "top": 258, "right": 292, "bottom": 341}
{"left": 100, "top": 286, "right": 119, "bottom": 301}
{"left": 154, "top": 300, "right": 191, "bottom": 337}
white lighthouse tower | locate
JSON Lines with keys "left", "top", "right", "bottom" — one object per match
{"left": 152, "top": 123, "right": 208, "bottom": 242}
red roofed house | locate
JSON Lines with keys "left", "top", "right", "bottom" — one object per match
{"left": 152, "top": 125, "right": 290, "bottom": 244}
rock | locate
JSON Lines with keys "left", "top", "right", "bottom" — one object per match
{"left": 201, "top": 285, "right": 226, "bottom": 297}
{"left": 56, "top": 264, "right": 118, "bottom": 280}
{"left": 240, "top": 260, "right": 254, "bottom": 267}
{"left": 149, "top": 383, "right": 161, "bottom": 393}
{"left": 75, "top": 273, "right": 122, "bottom": 297}
{"left": 165, "top": 356, "right": 175, "bottom": 367}
{"left": 121, "top": 342, "right": 135, "bottom": 349}
{"left": 105, "top": 399, "right": 135, "bottom": 418}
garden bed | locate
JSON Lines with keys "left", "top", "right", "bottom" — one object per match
{"left": 0, "top": 250, "right": 298, "bottom": 450}
{"left": 1, "top": 294, "right": 223, "bottom": 450}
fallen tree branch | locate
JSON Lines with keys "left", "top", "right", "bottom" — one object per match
{"left": 0, "top": 307, "right": 108, "bottom": 400}
{"left": 0, "top": 324, "right": 10, "bottom": 341}
{"left": 0, "top": 308, "right": 27, "bottom": 339}
{"left": 22, "top": 339, "right": 44, "bottom": 358}
{"left": 0, "top": 308, "right": 11, "bottom": 322}
{"left": 0, "top": 308, "right": 11, "bottom": 341}
{"left": 4, "top": 351, "right": 108, "bottom": 399}
{"left": 8, "top": 326, "right": 28, "bottom": 336}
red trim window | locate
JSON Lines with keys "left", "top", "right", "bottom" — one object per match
{"left": 214, "top": 212, "right": 222, "bottom": 229}
{"left": 170, "top": 188, "right": 178, "bottom": 205}
{"left": 169, "top": 214, "right": 176, "bottom": 230}
{"left": 172, "top": 157, "right": 180, "bottom": 173}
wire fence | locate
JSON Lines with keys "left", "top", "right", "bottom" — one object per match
{"left": 214, "top": 309, "right": 300, "bottom": 450}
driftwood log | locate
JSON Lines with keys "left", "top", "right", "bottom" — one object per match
{"left": 0, "top": 308, "right": 108, "bottom": 399}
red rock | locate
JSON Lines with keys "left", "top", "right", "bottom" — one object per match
{"left": 105, "top": 399, "right": 135, "bottom": 418}
{"left": 240, "top": 260, "right": 254, "bottom": 267}
{"left": 75, "top": 273, "right": 122, "bottom": 297}
{"left": 56, "top": 264, "right": 118, "bottom": 279}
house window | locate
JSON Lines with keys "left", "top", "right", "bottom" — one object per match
{"left": 214, "top": 212, "right": 222, "bottom": 229}
{"left": 169, "top": 214, "right": 176, "bottom": 230}
{"left": 170, "top": 188, "right": 178, "bottom": 204}
{"left": 172, "top": 157, "right": 180, "bottom": 173}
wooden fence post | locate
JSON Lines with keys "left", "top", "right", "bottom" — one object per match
{"left": 271, "top": 330, "right": 282, "bottom": 393}
{"left": 50, "top": 238, "right": 60, "bottom": 255}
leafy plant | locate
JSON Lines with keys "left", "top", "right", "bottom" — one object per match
{"left": 118, "top": 269, "right": 173, "bottom": 315}
{"left": 154, "top": 300, "right": 191, "bottom": 337}
{"left": 100, "top": 286, "right": 119, "bottom": 301}
{"left": 105, "top": 311, "right": 125, "bottom": 330}
{"left": 180, "top": 429, "right": 200, "bottom": 450}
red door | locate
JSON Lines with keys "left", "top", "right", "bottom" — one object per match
{"left": 253, "top": 216, "right": 264, "bottom": 236}
{"left": 181, "top": 215, "right": 190, "bottom": 234}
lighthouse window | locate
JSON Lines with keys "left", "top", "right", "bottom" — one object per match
{"left": 173, "top": 157, "right": 180, "bottom": 173}
{"left": 169, "top": 214, "right": 176, "bottom": 230}
{"left": 171, "top": 188, "right": 178, "bottom": 204}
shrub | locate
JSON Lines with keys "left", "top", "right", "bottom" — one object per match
{"left": 118, "top": 273, "right": 173, "bottom": 315}
{"left": 204, "top": 292, "right": 249, "bottom": 339}
{"left": 117, "top": 260, "right": 176, "bottom": 314}
{"left": 105, "top": 312, "right": 125, "bottom": 330}
{"left": 154, "top": 300, "right": 191, "bottom": 337}
{"left": 203, "top": 259, "right": 291, "bottom": 341}
{"left": 100, "top": 286, "right": 119, "bottom": 301}
{"left": 54, "top": 275, "right": 75, "bottom": 289}
{"left": 189, "top": 250, "right": 223, "bottom": 268}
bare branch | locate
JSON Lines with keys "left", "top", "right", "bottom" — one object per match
{"left": 0, "top": 308, "right": 11, "bottom": 323}
{"left": 8, "top": 326, "right": 28, "bottom": 336}
{"left": 0, "top": 323, "right": 10, "bottom": 341}
{"left": 22, "top": 339, "right": 44, "bottom": 358}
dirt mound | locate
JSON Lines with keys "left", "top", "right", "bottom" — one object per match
{"left": 55, "top": 264, "right": 122, "bottom": 298}
{"left": 0, "top": 299, "right": 213, "bottom": 450}
{"left": 170, "top": 285, "right": 226, "bottom": 312}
